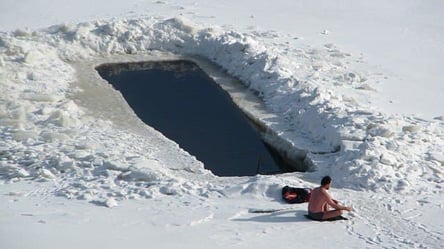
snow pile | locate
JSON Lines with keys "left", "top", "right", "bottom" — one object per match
{"left": 1, "top": 17, "right": 443, "bottom": 204}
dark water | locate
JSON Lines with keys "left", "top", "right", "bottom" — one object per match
{"left": 96, "top": 60, "right": 287, "bottom": 176}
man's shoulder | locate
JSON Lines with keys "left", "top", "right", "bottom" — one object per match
{"left": 319, "top": 187, "right": 330, "bottom": 195}
{"left": 311, "top": 187, "right": 321, "bottom": 192}
{"left": 311, "top": 187, "right": 323, "bottom": 195}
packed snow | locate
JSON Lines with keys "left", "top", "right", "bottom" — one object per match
{"left": 1, "top": 1, "right": 443, "bottom": 248}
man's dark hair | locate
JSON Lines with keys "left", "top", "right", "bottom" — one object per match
{"left": 321, "top": 176, "right": 332, "bottom": 186}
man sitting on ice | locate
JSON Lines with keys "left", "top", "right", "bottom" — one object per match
{"left": 307, "top": 176, "right": 352, "bottom": 221}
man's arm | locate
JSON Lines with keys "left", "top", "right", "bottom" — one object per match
{"left": 322, "top": 188, "right": 352, "bottom": 211}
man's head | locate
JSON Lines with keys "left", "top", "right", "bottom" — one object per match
{"left": 321, "top": 176, "right": 332, "bottom": 189}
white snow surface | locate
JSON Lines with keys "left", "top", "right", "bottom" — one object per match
{"left": 1, "top": 1, "right": 443, "bottom": 248}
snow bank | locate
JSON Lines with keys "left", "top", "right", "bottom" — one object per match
{"left": 1, "top": 17, "right": 443, "bottom": 204}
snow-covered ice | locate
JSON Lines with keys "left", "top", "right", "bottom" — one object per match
{"left": 1, "top": 1, "right": 443, "bottom": 248}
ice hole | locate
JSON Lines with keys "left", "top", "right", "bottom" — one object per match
{"left": 96, "top": 60, "right": 301, "bottom": 176}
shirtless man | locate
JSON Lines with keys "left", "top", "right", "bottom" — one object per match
{"left": 307, "top": 176, "right": 352, "bottom": 221}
